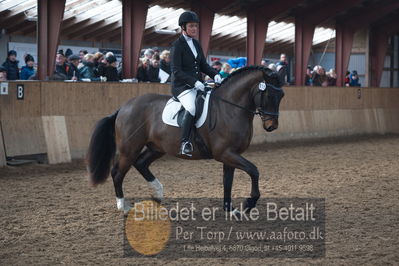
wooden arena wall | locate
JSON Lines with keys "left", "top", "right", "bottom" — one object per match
{"left": 0, "top": 82, "right": 398, "bottom": 164}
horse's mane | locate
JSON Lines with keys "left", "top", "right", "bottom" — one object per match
{"left": 219, "top": 65, "right": 281, "bottom": 87}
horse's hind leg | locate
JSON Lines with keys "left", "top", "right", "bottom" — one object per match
{"left": 111, "top": 155, "right": 134, "bottom": 213}
{"left": 134, "top": 148, "right": 165, "bottom": 202}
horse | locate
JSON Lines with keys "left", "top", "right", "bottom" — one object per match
{"left": 86, "top": 66, "right": 284, "bottom": 214}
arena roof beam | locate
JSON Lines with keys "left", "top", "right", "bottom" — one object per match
{"left": 294, "top": 0, "right": 362, "bottom": 85}
{"left": 246, "top": 0, "right": 304, "bottom": 66}
{"left": 191, "top": 0, "right": 231, "bottom": 57}
{"left": 335, "top": 0, "right": 399, "bottom": 86}
{"left": 37, "top": 0, "right": 66, "bottom": 80}
{"left": 69, "top": 13, "right": 121, "bottom": 39}
{"left": 61, "top": 0, "right": 120, "bottom": 32}
{"left": 122, "top": 0, "right": 148, "bottom": 78}
{"left": 370, "top": 16, "right": 399, "bottom": 87}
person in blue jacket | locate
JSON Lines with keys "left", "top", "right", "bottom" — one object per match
{"left": 227, "top": 57, "right": 247, "bottom": 68}
{"left": 20, "top": 54, "right": 35, "bottom": 80}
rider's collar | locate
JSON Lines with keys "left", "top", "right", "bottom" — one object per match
{"left": 182, "top": 33, "right": 193, "bottom": 42}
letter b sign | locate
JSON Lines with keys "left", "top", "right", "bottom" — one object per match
{"left": 17, "top": 84, "right": 24, "bottom": 100}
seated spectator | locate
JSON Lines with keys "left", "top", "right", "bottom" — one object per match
{"left": 20, "top": 54, "right": 35, "bottom": 80}
{"left": 344, "top": 71, "right": 351, "bottom": 87}
{"left": 268, "top": 63, "right": 277, "bottom": 72}
{"left": 136, "top": 58, "right": 150, "bottom": 82}
{"left": 144, "top": 49, "right": 154, "bottom": 60}
{"left": 93, "top": 52, "right": 104, "bottom": 71}
{"left": 65, "top": 48, "right": 73, "bottom": 58}
{"left": 227, "top": 57, "right": 247, "bottom": 68}
{"left": 261, "top": 59, "right": 269, "bottom": 66}
{"left": 349, "top": 70, "right": 361, "bottom": 87}
{"left": 67, "top": 54, "right": 81, "bottom": 81}
{"left": 96, "top": 56, "right": 107, "bottom": 78}
{"left": 147, "top": 58, "right": 160, "bottom": 82}
{"left": 79, "top": 50, "right": 88, "bottom": 61}
{"left": 79, "top": 54, "right": 100, "bottom": 81}
{"left": 0, "top": 66, "right": 7, "bottom": 81}
{"left": 312, "top": 66, "right": 328, "bottom": 86}
{"left": 219, "top": 63, "right": 231, "bottom": 78}
{"left": 211, "top": 61, "right": 222, "bottom": 73}
{"left": 327, "top": 69, "right": 337, "bottom": 86}
{"left": 304, "top": 66, "right": 312, "bottom": 86}
{"left": 160, "top": 50, "right": 171, "bottom": 74}
{"left": 103, "top": 55, "right": 119, "bottom": 82}
{"left": 55, "top": 50, "right": 68, "bottom": 76}
{"left": 2, "top": 50, "right": 19, "bottom": 80}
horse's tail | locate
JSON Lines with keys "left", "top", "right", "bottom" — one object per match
{"left": 87, "top": 110, "right": 119, "bottom": 186}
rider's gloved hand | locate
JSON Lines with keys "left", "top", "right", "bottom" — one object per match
{"left": 194, "top": 80, "right": 205, "bottom": 91}
{"left": 214, "top": 74, "right": 222, "bottom": 84}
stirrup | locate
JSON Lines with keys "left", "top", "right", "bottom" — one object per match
{"left": 180, "top": 141, "right": 193, "bottom": 157}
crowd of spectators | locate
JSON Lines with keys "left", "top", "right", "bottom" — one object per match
{"left": 304, "top": 65, "right": 360, "bottom": 87}
{"left": 0, "top": 49, "right": 361, "bottom": 87}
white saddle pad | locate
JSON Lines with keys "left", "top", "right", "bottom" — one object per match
{"left": 162, "top": 91, "right": 211, "bottom": 128}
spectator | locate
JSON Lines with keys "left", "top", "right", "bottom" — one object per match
{"left": 261, "top": 59, "right": 269, "bottom": 66}
{"left": 327, "top": 68, "right": 337, "bottom": 86}
{"left": 79, "top": 50, "right": 88, "bottom": 61}
{"left": 0, "top": 66, "right": 7, "bottom": 81}
{"left": 344, "top": 71, "right": 351, "bottom": 87}
{"left": 148, "top": 58, "right": 161, "bottom": 82}
{"left": 93, "top": 52, "right": 104, "bottom": 77}
{"left": 349, "top": 70, "right": 361, "bottom": 87}
{"left": 160, "top": 50, "right": 171, "bottom": 75}
{"left": 268, "top": 63, "right": 277, "bottom": 72}
{"left": 219, "top": 63, "right": 231, "bottom": 78}
{"left": 144, "top": 49, "right": 154, "bottom": 60}
{"left": 20, "top": 54, "right": 35, "bottom": 80}
{"left": 67, "top": 54, "right": 81, "bottom": 81}
{"left": 79, "top": 54, "right": 100, "bottom": 81}
{"left": 65, "top": 48, "right": 73, "bottom": 58}
{"left": 305, "top": 66, "right": 312, "bottom": 86}
{"left": 96, "top": 56, "right": 107, "bottom": 78}
{"left": 103, "top": 55, "right": 119, "bottom": 82}
{"left": 2, "top": 50, "right": 19, "bottom": 80}
{"left": 312, "top": 66, "right": 328, "bottom": 86}
{"left": 276, "top": 53, "right": 289, "bottom": 84}
{"left": 211, "top": 61, "right": 222, "bottom": 72}
{"left": 227, "top": 57, "right": 246, "bottom": 68}
{"left": 55, "top": 50, "right": 68, "bottom": 76}
{"left": 136, "top": 58, "right": 150, "bottom": 82}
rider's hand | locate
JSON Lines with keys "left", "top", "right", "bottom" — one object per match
{"left": 214, "top": 74, "right": 222, "bottom": 84}
{"left": 194, "top": 80, "right": 205, "bottom": 91}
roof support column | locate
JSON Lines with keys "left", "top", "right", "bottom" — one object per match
{"left": 37, "top": 0, "right": 66, "bottom": 80}
{"left": 335, "top": 23, "right": 354, "bottom": 86}
{"left": 294, "top": 17, "right": 314, "bottom": 85}
{"left": 370, "top": 31, "right": 389, "bottom": 87}
{"left": 246, "top": 11, "right": 268, "bottom": 66}
{"left": 122, "top": 0, "right": 148, "bottom": 79}
{"left": 191, "top": 2, "right": 214, "bottom": 57}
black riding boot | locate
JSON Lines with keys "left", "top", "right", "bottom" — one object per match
{"left": 180, "top": 110, "right": 194, "bottom": 157}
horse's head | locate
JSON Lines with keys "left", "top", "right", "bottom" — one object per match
{"left": 254, "top": 69, "right": 285, "bottom": 132}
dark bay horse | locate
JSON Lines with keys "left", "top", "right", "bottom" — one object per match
{"left": 87, "top": 66, "right": 284, "bottom": 214}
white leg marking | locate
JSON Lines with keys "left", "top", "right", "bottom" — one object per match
{"left": 149, "top": 178, "right": 164, "bottom": 201}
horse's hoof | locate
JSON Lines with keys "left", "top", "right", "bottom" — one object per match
{"left": 151, "top": 196, "right": 162, "bottom": 204}
{"left": 228, "top": 208, "right": 242, "bottom": 221}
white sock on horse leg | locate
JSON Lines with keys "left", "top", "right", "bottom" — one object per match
{"left": 116, "top": 197, "right": 125, "bottom": 210}
{"left": 149, "top": 178, "right": 163, "bottom": 200}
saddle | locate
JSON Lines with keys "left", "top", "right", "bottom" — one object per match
{"left": 174, "top": 90, "right": 207, "bottom": 127}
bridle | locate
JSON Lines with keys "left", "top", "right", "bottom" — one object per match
{"left": 211, "top": 79, "right": 284, "bottom": 122}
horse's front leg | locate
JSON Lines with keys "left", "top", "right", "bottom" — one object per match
{"left": 220, "top": 151, "right": 260, "bottom": 211}
{"left": 223, "top": 164, "right": 235, "bottom": 211}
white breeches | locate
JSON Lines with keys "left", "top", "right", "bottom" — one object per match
{"left": 177, "top": 88, "right": 196, "bottom": 116}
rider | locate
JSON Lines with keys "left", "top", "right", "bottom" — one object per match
{"left": 170, "top": 11, "right": 222, "bottom": 157}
